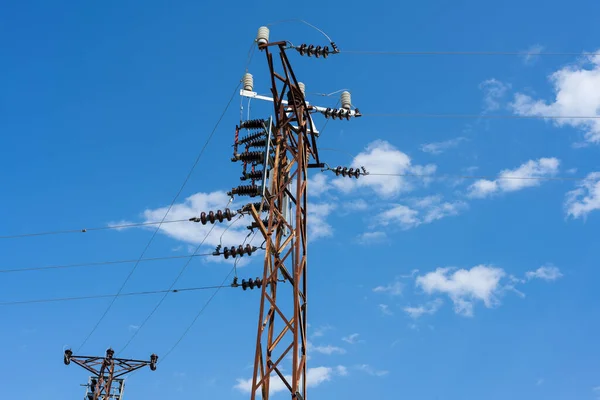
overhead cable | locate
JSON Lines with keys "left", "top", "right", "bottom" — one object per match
{"left": 76, "top": 79, "right": 243, "bottom": 352}
{"left": 0, "top": 219, "right": 191, "bottom": 240}
{"left": 366, "top": 172, "right": 590, "bottom": 182}
{"left": 0, "top": 284, "right": 231, "bottom": 307}
{"left": 341, "top": 50, "right": 600, "bottom": 57}
{"left": 118, "top": 201, "right": 239, "bottom": 353}
{"left": 0, "top": 253, "right": 218, "bottom": 274}
{"left": 362, "top": 113, "right": 600, "bottom": 120}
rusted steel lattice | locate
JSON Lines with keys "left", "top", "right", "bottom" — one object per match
{"left": 247, "top": 40, "right": 321, "bottom": 400}
{"left": 64, "top": 348, "right": 157, "bottom": 400}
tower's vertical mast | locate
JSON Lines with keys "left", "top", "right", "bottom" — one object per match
{"left": 248, "top": 38, "right": 313, "bottom": 400}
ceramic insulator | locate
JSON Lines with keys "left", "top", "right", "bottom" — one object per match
{"left": 341, "top": 91, "right": 352, "bottom": 110}
{"left": 256, "top": 26, "right": 269, "bottom": 46}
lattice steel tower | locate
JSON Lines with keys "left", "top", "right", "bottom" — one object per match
{"left": 228, "top": 26, "right": 362, "bottom": 400}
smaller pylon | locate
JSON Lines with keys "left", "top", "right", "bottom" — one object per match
{"left": 64, "top": 348, "right": 157, "bottom": 400}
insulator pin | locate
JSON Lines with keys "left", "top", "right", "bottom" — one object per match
{"left": 239, "top": 119, "right": 265, "bottom": 129}
{"left": 256, "top": 26, "right": 269, "bottom": 46}
{"left": 189, "top": 209, "right": 235, "bottom": 224}
{"left": 298, "top": 82, "right": 306, "bottom": 96}
{"left": 243, "top": 73, "right": 254, "bottom": 91}
{"left": 240, "top": 170, "right": 265, "bottom": 181}
{"left": 340, "top": 91, "right": 352, "bottom": 110}
{"left": 232, "top": 151, "right": 264, "bottom": 163}
{"left": 228, "top": 184, "right": 260, "bottom": 197}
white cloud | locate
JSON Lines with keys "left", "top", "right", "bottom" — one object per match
{"left": 342, "top": 333, "right": 361, "bottom": 344}
{"left": 234, "top": 365, "right": 342, "bottom": 394}
{"left": 355, "top": 364, "right": 389, "bottom": 377}
{"left": 376, "top": 196, "right": 467, "bottom": 230}
{"left": 420, "top": 137, "right": 466, "bottom": 155}
{"left": 343, "top": 199, "right": 369, "bottom": 211}
{"left": 121, "top": 189, "right": 336, "bottom": 255}
{"left": 128, "top": 324, "right": 140, "bottom": 331}
{"left": 510, "top": 52, "right": 600, "bottom": 144}
{"left": 418, "top": 196, "right": 468, "bottom": 224}
{"left": 330, "top": 140, "right": 436, "bottom": 197}
{"left": 526, "top": 265, "right": 563, "bottom": 281}
{"left": 139, "top": 191, "right": 255, "bottom": 249}
{"left": 373, "top": 281, "right": 403, "bottom": 296}
{"left": 523, "top": 44, "right": 545, "bottom": 65}
{"left": 308, "top": 173, "right": 331, "bottom": 197}
{"left": 378, "top": 304, "right": 393, "bottom": 315}
{"left": 565, "top": 172, "right": 600, "bottom": 218}
{"left": 312, "top": 325, "right": 333, "bottom": 338}
{"left": 357, "top": 231, "right": 387, "bottom": 245}
{"left": 403, "top": 299, "right": 444, "bottom": 319}
{"left": 416, "top": 265, "right": 506, "bottom": 317}
{"left": 377, "top": 205, "right": 420, "bottom": 229}
{"left": 479, "top": 79, "right": 510, "bottom": 112}
{"left": 400, "top": 269, "right": 419, "bottom": 278}
{"left": 308, "top": 340, "right": 346, "bottom": 355}
{"left": 467, "top": 158, "right": 560, "bottom": 198}
{"left": 308, "top": 203, "right": 336, "bottom": 240}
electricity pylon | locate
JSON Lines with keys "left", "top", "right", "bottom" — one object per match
{"left": 238, "top": 27, "right": 361, "bottom": 400}
{"left": 64, "top": 348, "right": 157, "bottom": 400}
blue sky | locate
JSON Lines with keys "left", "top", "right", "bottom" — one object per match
{"left": 1, "top": 0, "right": 600, "bottom": 399}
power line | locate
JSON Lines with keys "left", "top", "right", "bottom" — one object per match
{"left": 76, "top": 79, "right": 243, "bottom": 352}
{"left": 158, "top": 230, "right": 256, "bottom": 365}
{"left": 159, "top": 265, "right": 236, "bottom": 363}
{"left": 0, "top": 284, "right": 231, "bottom": 307}
{"left": 341, "top": 50, "right": 600, "bottom": 56}
{"left": 0, "top": 219, "right": 191, "bottom": 240}
{"left": 362, "top": 113, "right": 600, "bottom": 120}
{"left": 118, "top": 202, "right": 239, "bottom": 353}
{"left": 320, "top": 149, "right": 590, "bottom": 182}
{"left": 0, "top": 253, "right": 217, "bottom": 274}
{"left": 366, "top": 172, "right": 590, "bottom": 182}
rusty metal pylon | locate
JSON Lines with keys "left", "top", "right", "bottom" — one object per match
{"left": 246, "top": 40, "right": 323, "bottom": 400}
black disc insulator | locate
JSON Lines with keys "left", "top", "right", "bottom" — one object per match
{"left": 190, "top": 208, "right": 234, "bottom": 224}
{"left": 241, "top": 170, "right": 265, "bottom": 181}
{"left": 246, "top": 137, "right": 268, "bottom": 148}
{"left": 240, "top": 202, "right": 270, "bottom": 213}
{"left": 334, "top": 166, "right": 364, "bottom": 179}
{"left": 228, "top": 185, "right": 260, "bottom": 197}
{"left": 239, "top": 119, "right": 265, "bottom": 129}
{"left": 297, "top": 43, "right": 330, "bottom": 58}
{"left": 247, "top": 218, "right": 272, "bottom": 230}
{"left": 235, "top": 151, "right": 264, "bottom": 163}
{"left": 240, "top": 277, "right": 263, "bottom": 290}
{"left": 239, "top": 131, "right": 267, "bottom": 145}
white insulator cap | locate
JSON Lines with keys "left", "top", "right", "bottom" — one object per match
{"left": 243, "top": 73, "right": 254, "bottom": 91}
{"left": 256, "top": 26, "right": 270, "bottom": 46}
{"left": 297, "top": 82, "right": 305, "bottom": 97}
{"left": 340, "top": 91, "right": 352, "bottom": 110}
